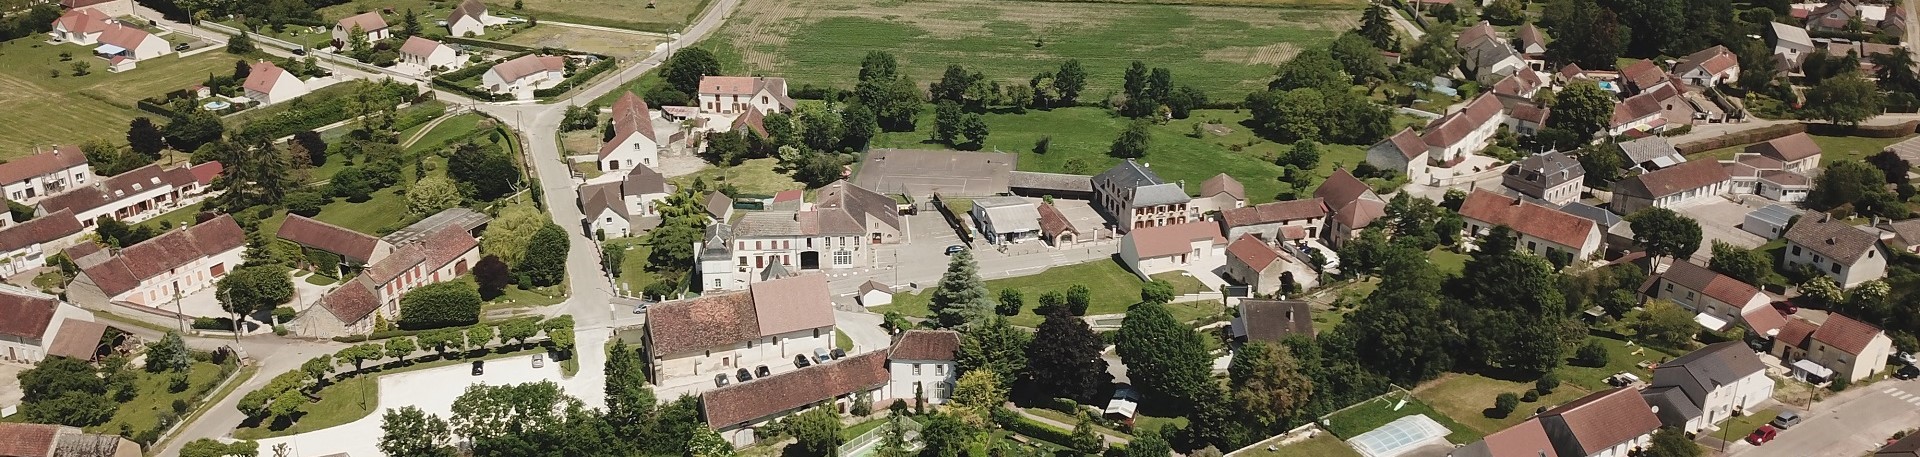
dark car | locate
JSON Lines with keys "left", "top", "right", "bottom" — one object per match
{"left": 1772, "top": 301, "right": 1798, "bottom": 315}
{"left": 470, "top": 360, "right": 484, "bottom": 376}
{"left": 714, "top": 374, "right": 729, "bottom": 387}
{"left": 794, "top": 354, "right": 812, "bottom": 369}
{"left": 1747, "top": 425, "right": 1778, "bottom": 445}
{"left": 291, "top": 47, "right": 308, "bottom": 56}
{"left": 831, "top": 348, "right": 846, "bottom": 359}
{"left": 1896, "top": 364, "right": 1920, "bottom": 380}
{"left": 173, "top": 43, "right": 190, "bottom": 51}
{"left": 944, "top": 245, "right": 965, "bottom": 255}
{"left": 756, "top": 365, "right": 771, "bottom": 378}
{"left": 736, "top": 368, "right": 753, "bottom": 382}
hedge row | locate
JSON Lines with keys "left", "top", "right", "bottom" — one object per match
{"left": 330, "top": 315, "right": 541, "bottom": 343}
{"left": 234, "top": 81, "right": 420, "bottom": 140}
{"left": 990, "top": 408, "right": 1075, "bottom": 448}
{"left": 440, "top": 36, "right": 539, "bottom": 53}
{"left": 1806, "top": 120, "right": 1920, "bottom": 138}
{"left": 534, "top": 55, "right": 616, "bottom": 98}
{"left": 1675, "top": 122, "right": 1806, "bottom": 155}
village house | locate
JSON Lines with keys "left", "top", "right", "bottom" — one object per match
{"left": 885, "top": 329, "right": 961, "bottom": 405}
{"left": 582, "top": 164, "right": 673, "bottom": 238}
{"left": 1618, "top": 137, "right": 1686, "bottom": 173}
{"left": 1230, "top": 299, "right": 1313, "bottom": 344}
{"left": 0, "top": 287, "right": 103, "bottom": 364}
{"left": 1877, "top": 218, "right": 1920, "bottom": 254}
{"left": 0, "top": 146, "right": 93, "bottom": 206}
{"left": 1772, "top": 22, "right": 1816, "bottom": 69}
{"left": 704, "top": 191, "right": 735, "bottom": 222}
{"left": 1805, "top": 0, "right": 1908, "bottom": 35}
{"left": 1517, "top": 24, "right": 1547, "bottom": 55}
{"left": 970, "top": 196, "right": 1042, "bottom": 245}
{"left": 1221, "top": 235, "right": 1319, "bottom": 295}
{"left": 50, "top": 9, "right": 170, "bottom": 68}
{"left": 1539, "top": 388, "right": 1662, "bottom": 457}
{"left": 275, "top": 214, "right": 393, "bottom": 271}
{"left": 1880, "top": 431, "right": 1920, "bottom": 457}
{"left": 1621, "top": 59, "right": 1672, "bottom": 95}
{"left": 696, "top": 76, "right": 796, "bottom": 115}
{"left": 857, "top": 280, "right": 891, "bottom": 307}
{"left": 1508, "top": 102, "right": 1551, "bottom": 136}
{"left": 1458, "top": 190, "right": 1602, "bottom": 261}
{"left": 1453, "top": 418, "right": 1557, "bottom": 457}
{"left": 1772, "top": 313, "right": 1894, "bottom": 383}
{"left": 1092, "top": 160, "right": 1192, "bottom": 234}
{"left": 696, "top": 181, "right": 901, "bottom": 291}
{"left": 1490, "top": 72, "right": 1546, "bottom": 101}
{"left": 1643, "top": 260, "right": 1786, "bottom": 336}
{"left": 598, "top": 92, "right": 664, "bottom": 172}
{"left": 644, "top": 274, "right": 836, "bottom": 383}
{"left": 243, "top": 60, "right": 311, "bottom": 105}
{"left": 1118, "top": 221, "right": 1226, "bottom": 278}
{"left": 1609, "top": 159, "right": 1733, "bottom": 215}
{"left": 0, "top": 210, "right": 86, "bottom": 278}
{"left": 482, "top": 54, "right": 566, "bottom": 98}
{"left": 1367, "top": 127, "right": 1434, "bottom": 186}
{"left": 0, "top": 423, "right": 141, "bottom": 457}
{"left": 1724, "top": 153, "right": 1814, "bottom": 203}
{"left": 1642, "top": 341, "right": 1774, "bottom": 434}
{"left": 64, "top": 215, "right": 245, "bottom": 311}
{"left": 1037, "top": 202, "right": 1080, "bottom": 248}
{"left": 299, "top": 221, "right": 481, "bottom": 337}
{"left": 35, "top": 161, "right": 220, "bottom": 227}
{"left": 48, "top": 8, "right": 111, "bottom": 45}
{"left": 1314, "top": 169, "right": 1386, "bottom": 248}
{"left": 1748, "top": 132, "right": 1824, "bottom": 172}
{"left": 446, "top": 0, "right": 497, "bottom": 37}
{"left": 1456, "top": 22, "right": 1526, "bottom": 83}
{"left": 1673, "top": 45, "right": 1741, "bottom": 87}
{"left": 1501, "top": 151, "right": 1584, "bottom": 205}
{"left": 1219, "top": 198, "right": 1327, "bottom": 242}
{"left": 1783, "top": 215, "right": 1890, "bottom": 288}
{"left": 1421, "top": 93, "right": 1508, "bottom": 166}
{"left": 1194, "top": 173, "right": 1246, "bottom": 216}
{"left": 700, "top": 351, "right": 889, "bottom": 447}
{"left": 1608, "top": 88, "right": 1672, "bottom": 136}
{"left": 398, "top": 36, "right": 462, "bottom": 72}
{"left": 332, "top": 12, "right": 391, "bottom": 44}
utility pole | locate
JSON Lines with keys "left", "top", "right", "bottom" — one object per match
{"left": 171, "top": 289, "right": 186, "bottom": 334}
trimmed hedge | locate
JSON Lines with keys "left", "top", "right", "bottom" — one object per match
{"left": 1675, "top": 123, "right": 1806, "bottom": 155}
{"left": 331, "top": 316, "right": 541, "bottom": 343}
{"left": 1806, "top": 120, "right": 1920, "bottom": 138}
{"left": 440, "top": 36, "right": 539, "bottom": 53}
{"left": 234, "top": 81, "right": 418, "bottom": 140}
{"left": 991, "top": 408, "right": 1074, "bottom": 448}
{"left": 534, "top": 55, "right": 616, "bottom": 98}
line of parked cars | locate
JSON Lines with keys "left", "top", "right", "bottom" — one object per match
{"left": 1746, "top": 410, "right": 1803, "bottom": 445}
{"left": 714, "top": 348, "right": 848, "bottom": 387}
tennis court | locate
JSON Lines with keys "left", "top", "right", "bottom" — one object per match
{"left": 1346, "top": 414, "right": 1454, "bottom": 457}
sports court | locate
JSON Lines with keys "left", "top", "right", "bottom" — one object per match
{"left": 1346, "top": 414, "right": 1454, "bottom": 457}
{"left": 852, "top": 148, "right": 1016, "bottom": 198}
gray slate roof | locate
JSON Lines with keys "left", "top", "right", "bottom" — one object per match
{"left": 1132, "top": 183, "right": 1191, "bottom": 207}
{"left": 1785, "top": 216, "right": 1884, "bottom": 264}
{"left": 700, "top": 224, "right": 732, "bottom": 260}
{"left": 1642, "top": 386, "right": 1704, "bottom": 427}
{"left": 1008, "top": 171, "right": 1092, "bottom": 193}
{"left": 1649, "top": 341, "right": 1768, "bottom": 409}
{"left": 1748, "top": 204, "right": 1802, "bottom": 229}
{"left": 1618, "top": 137, "right": 1685, "bottom": 169}
{"left": 1559, "top": 202, "right": 1623, "bottom": 228}
{"left": 973, "top": 196, "right": 1042, "bottom": 234}
{"left": 1092, "top": 159, "right": 1166, "bottom": 191}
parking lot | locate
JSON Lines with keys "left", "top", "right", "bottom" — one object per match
{"left": 0, "top": 362, "right": 24, "bottom": 415}
{"left": 1674, "top": 196, "right": 1773, "bottom": 263}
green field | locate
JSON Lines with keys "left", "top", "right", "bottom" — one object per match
{"left": 1699, "top": 133, "right": 1916, "bottom": 163}
{"left": 0, "top": 37, "right": 236, "bottom": 157}
{"left": 1241, "top": 432, "right": 1363, "bottom": 457}
{"left": 704, "top": 0, "right": 1359, "bottom": 97}
{"left": 1323, "top": 391, "right": 1482, "bottom": 444}
{"left": 874, "top": 259, "right": 1225, "bottom": 327}
{"left": 1555, "top": 335, "right": 1678, "bottom": 392}
{"left": 670, "top": 158, "right": 803, "bottom": 196}
{"left": 1412, "top": 373, "right": 1592, "bottom": 436}
{"left": 91, "top": 362, "right": 233, "bottom": 436}
{"left": 315, "top": 0, "right": 709, "bottom": 33}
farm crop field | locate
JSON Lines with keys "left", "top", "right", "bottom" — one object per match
{"left": 702, "top": 0, "right": 1364, "bottom": 96}
{"left": 319, "top": 0, "right": 709, "bottom": 32}
{"left": 0, "top": 37, "right": 232, "bottom": 157}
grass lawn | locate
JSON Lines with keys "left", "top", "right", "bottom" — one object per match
{"left": 1323, "top": 392, "right": 1481, "bottom": 444}
{"left": 872, "top": 259, "right": 1149, "bottom": 327}
{"left": 0, "top": 37, "right": 241, "bottom": 157}
{"left": 1412, "top": 373, "right": 1593, "bottom": 436}
{"left": 233, "top": 346, "right": 547, "bottom": 439}
{"left": 313, "top": 188, "right": 409, "bottom": 234}
{"left": 1023, "top": 408, "right": 1132, "bottom": 440}
{"left": 337, "top": 0, "right": 708, "bottom": 32}
{"left": 608, "top": 240, "right": 665, "bottom": 296}
{"left": 496, "top": 25, "right": 668, "bottom": 59}
{"left": 843, "top": 416, "right": 890, "bottom": 440}
{"left": 869, "top": 107, "right": 1383, "bottom": 204}
{"left": 704, "top": 0, "right": 1359, "bottom": 97}
{"left": 1717, "top": 406, "right": 1779, "bottom": 441}
{"left": 1131, "top": 414, "right": 1189, "bottom": 435}
{"left": 1555, "top": 335, "right": 1679, "bottom": 392}
{"left": 670, "top": 158, "right": 802, "bottom": 196}
{"left": 90, "top": 362, "right": 231, "bottom": 435}
{"left": 1166, "top": 300, "right": 1226, "bottom": 324}
{"left": 1148, "top": 271, "right": 1210, "bottom": 295}
{"left": 1426, "top": 248, "right": 1470, "bottom": 275}
{"left": 1700, "top": 133, "right": 1916, "bottom": 162}
{"left": 405, "top": 113, "right": 490, "bottom": 154}
{"left": 1240, "top": 432, "right": 1362, "bottom": 457}
{"left": 834, "top": 329, "right": 855, "bottom": 352}
{"left": 138, "top": 202, "right": 205, "bottom": 231}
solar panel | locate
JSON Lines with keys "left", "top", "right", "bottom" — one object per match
{"left": 1346, "top": 414, "right": 1451, "bottom": 457}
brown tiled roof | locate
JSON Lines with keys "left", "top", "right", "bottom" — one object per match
{"left": 1748, "top": 132, "right": 1822, "bottom": 162}
{"left": 811, "top": 180, "right": 900, "bottom": 234}
{"left": 317, "top": 278, "right": 380, "bottom": 323}
{"left": 38, "top": 163, "right": 195, "bottom": 216}
{"left": 704, "top": 192, "right": 734, "bottom": 220}
{"left": 647, "top": 291, "right": 759, "bottom": 355}
{"left": 1881, "top": 430, "right": 1920, "bottom": 455}
{"left": 1380, "top": 127, "right": 1428, "bottom": 160}
{"left": 1659, "top": 261, "right": 1763, "bottom": 307}
{"left": 53, "top": 8, "right": 110, "bottom": 34}
{"left": 0, "top": 147, "right": 86, "bottom": 185}
{"left": 1760, "top": 170, "right": 1811, "bottom": 188}
{"left": 698, "top": 76, "right": 796, "bottom": 110}
{"left": 748, "top": 274, "right": 834, "bottom": 336}
{"left": 190, "top": 161, "right": 222, "bottom": 186}
{"left": 581, "top": 182, "right": 626, "bottom": 219}
{"left": 449, "top": 0, "right": 489, "bottom": 23}
{"left": 1237, "top": 299, "right": 1312, "bottom": 342}
{"left": 63, "top": 242, "right": 103, "bottom": 268}
{"left": 1611, "top": 91, "right": 1665, "bottom": 127}
{"left": 1614, "top": 159, "right": 1732, "bottom": 199}
{"left": 489, "top": 54, "right": 565, "bottom": 84}
{"left": 45, "top": 319, "right": 106, "bottom": 360}
{"left": 1126, "top": 221, "right": 1225, "bottom": 259}
{"left": 1511, "top": 102, "right": 1550, "bottom": 124}
{"left": 399, "top": 36, "right": 446, "bottom": 58}
{"left": 1518, "top": 24, "right": 1545, "bottom": 52}
{"left": 1473, "top": 419, "right": 1560, "bottom": 457}
{"left": 1742, "top": 305, "right": 1787, "bottom": 336}
{"left": 1784, "top": 216, "right": 1882, "bottom": 264}
{"left": 0, "top": 423, "right": 60, "bottom": 457}
{"left": 1558, "top": 63, "right": 1586, "bottom": 79}
{"left": 1226, "top": 234, "right": 1281, "bottom": 270}
{"left": 1333, "top": 199, "right": 1386, "bottom": 230}
{"left": 1037, "top": 203, "right": 1075, "bottom": 237}
{"left": 1676, "top": 45, "right": 1738, "bottom": 78}
{"left": 276, "top": 215, "right": 381, "bottom": 263}
{"left": 1456, "top": 21, "right": 1500, "bottom": 50}
{"left": 599, "top": 92, "right": 657, "bottom": 159}
{"left": 418, "top": 225, "right": 477, "bottom": 269}
{"left": 1423, "top": 93, "right": 1505, "bottom": 148}
{"left": 1622, "top": 59, "right": 1666, "bottom": 89}
{"left": 889, "top": 329, "right": 961, "bottom": 361}
{"left": 1813, "top": 313, "right": 1885, "bottom": 355}
{"left": 79, "top": 215, "right": 244, "bottom": 296}
{"left": 243, "top": 61, "right": 289, "bottom": 95}
{"left": 1491, "top": 74, "right": 1539, "bottom": 97}
{"left": 1314, "top": 169, "right": 1373, "bottom": 208}
{"left": 624, "top": 163, "right": 669, "bottom": 195}
{"left": 1541, "top": 387, "right": 1662, "bottom": 455}
{"left": 1220, "top": 198, "right": 1328, "bottom": 229}
{"left": 700, "top": 351, "right": 889, "bottom": 428}
{"left": 0, "top": 210, "right": 82, "bottom": 253}
{"left": 732, "top": 106, "right": 769, "bottom": 136}
{"left": 1776, "top": 317, "right": 1819, "bottom": 348}
{"left": 1200, "top": 173, "right": 1245, "bottom": 200}
{"left": 0, "top": 290, "right": 57, "bottom": 340}
{"left": 361, "top": 245, "right": 427, "bottom": 286}
{"left": 335, "top": 11, "right": 389, "bottom": 32}
{"left": 1457, "top": 190, "right": 1596, "bottom": 249}
{"left": 96, "top": 24, "right": 154, "bottom": 52}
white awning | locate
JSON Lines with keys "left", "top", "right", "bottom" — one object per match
{"left": 1694, "top": 312, "right": 1731, "bottom": 331}
{"left": 1104, "top": 398, "right": 1137, "bottom": 418}
{"left": 94, "top": 43, "right": 125, "bottom": 55}
{"left": 1792, "top": 358, "right": 1835, "bottom": 378}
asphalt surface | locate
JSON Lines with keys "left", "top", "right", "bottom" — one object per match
{"left": 1729, "top": 377, "right": 1920, "bottom": 457}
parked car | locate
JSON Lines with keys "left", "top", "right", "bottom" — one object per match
{"left": 736, "top": 368, "right": 753, "bottom": 382}
{"left": 633, "top": 302, "right": 649, "bottom": 314}
{"left": 1896, "top": 364, "right": 1920, "bottom": 380}
{"left": 714, "top": 374, "right": 729, "bottom": 387}
{"left": 173, "top": 43, "right": 189, "bottom": 51}
{"left": 794, "top": 354, "right": 812, "bottom": 369}
{"left": 756, "top": 365, "right": 771, "bottom": 378}
{"left": 532, "top": 353, "right": 545, "bottom": 368}
{"left": 1747, "top": 425, "right": 1778, "bottom": 445}
{"left": 831, "top": 348, "right": 846, "bottom": 359}
{"left": 813, "top": 348, "right": 831, "bottom": 363}
{"left": 471, "top": 360, "right": 484, "bottom": 376}
{"left": 945, "top": 245, "right": 966, "bottom": 255}
{"left": 291, "top": 47, "right": 307, "bottom": 56}
{"left": 1772, "top": 301, "right": 1798, "bottom": 314}
{"left": 1771, "top": 411, "right": 1802, "bottom": 429}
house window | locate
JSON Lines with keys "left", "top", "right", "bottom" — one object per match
{"left": 913, "top": 364, "right": 922, "bottom": 375}
{"left": 738, "top": 256, "right": 748, "bottom": 266}
{"left": 1830, "top": 263, "right": 1842, "bottom": 274}
{"left": 935, "top": 364, "right": 945, "bottom": 376}
{"left": 1792, "top": 245, "right": 1802, "bottom": 256}
{"left": 1686, "top": 291, "right": 1695, "bottom": 301}
{"left": 835, "top": 251, "right": 852, "bottom": 266}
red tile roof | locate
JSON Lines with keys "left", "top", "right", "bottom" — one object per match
{"left": 748, "top": 274, "right": 834, "bottom": 336}
{"left": 1511, "top": 102, "right": 1550, "bottom": 125}
{"left": 1813, "top": 313, "right": 1886, "bottom": 355}
{"left": 276, "top": 215, "right": 382, "bottom": 263}
{"left": 489, "top": 54, "right": 565, "bottom": 84}
{"left": 0, "top": 290, "right": 57, "bottom": 340}
{"left": 190, "top": 161, "right": 222, "bottom": 186}
{"left": 1226, "top": 234, "right": 1281, "bottom": 270}
{"left": 242, "top": 61, "right": 289, "bottom": 95}
{"left": 598, "top": 91, "right": 657, "bottom": 159}
{"left": 1741, "top": 305, "right": 1787, "bottom": 337}
{"left": 0, "top": 423, "right": 59, "bottom": 457}
{"left": 1622, "top": 59, "right": 1667, "bottom": 90}
{"left": 1479, "top": 419, "right": 1560, "bottom": 457}
{"left": 1200, "top": 173, "right": 1245, "bottom": 200}
{"left": 1315, "top": 169, "right": 1373, "bottom": 209}
{"left": 78, "top": 215, "right": 244, "bottom": 296}
{"left": 889, "top": 329, "right": 961, "bottom": 361}
{"left": 399, "top": 36, "right": 447, "bottom": 58}
{"left": 1614, "top": 159, "right": 1732, "bottom": 199}
{"left": 647, "top": 290, "right": 759, "bottom": 356}
{"left": 700, "top": 351, "right": 890, "bottom": 428}
{"left": 1037, "top": 203, "right": 1075, "bottom": 238}
{"left": 1748, "top": 132, "right": 1823, "bottom": 162}
{"left": 1126, "top": 221, "right": 1225, "bottom": 259}
{"left": 53, "top": 8, "right": 110, "bottom": 34}
{"left": 1776, "top": 317, "right": 1819, "bottom": 348}
{"left": 1220, "top": 198, "right": 1328, "bottom": 229}
{"left": 316, "top": 278, "right": 379, "bottom": 323}
{"left": 0, "top": 210, "right": 82, "bottom": 253}
{"left": 335, "top": 11, "right": 390, "bottom": 32}
{"left": 1423, "top": 93, "right": 1505, "bottom": 148}
{"left": 732, "top": 106, "right": 768, "bottom": 136}
{"left": 1457, "top": 190, "right": 1597, "bottom": 250}
{"left": 45, "top": 319, "right": 106, "bottom": 360}
{"left": 0, "top": 146, "right": 87, "bottom": 185}
{"left": 417, "top": 225, "right": 478, "bottom": 270}
{"left": 1381, "top": 127, "right": 1428, "bottom": 160}
{"left": 1611, "top": 91, "right": 1666, "bottom": 127}
{"left": 1542, "top": 387, "right": 1662, "bottom": 455}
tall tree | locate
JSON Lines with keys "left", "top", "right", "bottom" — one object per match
{"left": 1227, "top": 342, "right": 1314, "bottom": 432}
{"left": 788, "top": 406, "right": 844, "bottom": 456}
{"left": 127, "top": 117, "right": 165, "bottom": 159}
{"left": 401, "top": 8, "right": 423, "bottom": 37}
{"left": 147, "top": 330, "right": 191, "bottom": 372}
{"left": 407, "top": 176, "right": 464, "bottom": 216}
{"left": 605, "top": 340, "right": 657, "bottom": 436}
{"left": 1054, "top": 59, "right": 1088, "bottom": 104}
{"left": 1110, "top": 120, "right": 1152, "bottom": 158}
{"left": 381, "top": 406, "right": 454, "bottom": 457}
{"left": 956, "top": 316, "right": 1031, "bottom": 384}
{"left": 1545, "top": 0, "right": 1628, "bottom": 69}
{"left": 517, "top": 224, "right": 569, "bottom": 287}
{"left": 447, "top": 142, "right": 521, "bottom": 201}
{"left": 1550, "top": 80, "right": 1618, "bottom": 140}
{"left": 1116, "top": 301, "right": 1214, "bottom": 412}
{"left": 1708, "top": 240, "right": 1773, "bottom": 285}
{"left": 216, "top": 266, "right": 292, "bottom": 333}
{"left": 1809, "top": 160, "right": 1894, "bottom": 212}
{"left": 163, "top": 107, "right": 224, "bottom": 154}
{"left": 1631, "top": 300, "right": 1699, "bottom": 350}
{"left": 1356, "top": 4, "right": 1397, "bottom": 49}
{"left": 929, "top": 249, "right": 991, "bottom": 327}
{"left": 1644, "top": 427, "right": 1703, "bottom": 457}
{"left": 1271, "top": 48, "right": 1346, "bottom": 92}
{"left": 1627, "top": 207, "right": 1703, "bottom": 261}
{"left": 18, "top": 356, "right": 114, "bottom": 427}
{"left": 1804, "top": 71, "right": 1884, "bottom": 126}
{"left": 1025, "top": 307, "right": 1109, "bottom": 402}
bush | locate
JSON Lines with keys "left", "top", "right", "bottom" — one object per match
{"left": 1491, "top": 392, "right": 1520, "bottom": 418}
{"left": 190, "top": 317, "right": 234, "bottom": 330}
{"left": 1573, "top": 341, "right": 1609, "bottom": 367}
{"left": 272, "top": 306, "right": 297, "bottom": 324}
{"left": 1535, "top": 372, "right": 1560, "bottom": 394}
{"left": 397, "top": 282, "right": 483, "bottom": 330}
{"left": 992, "top": 408, "right": 1076, "bottom": 447}
{"left": 234, "top": 81, "right": 417, "bottom": 140}
{"left": 1521, "top": 389, "right": 1539, "bottom": 402}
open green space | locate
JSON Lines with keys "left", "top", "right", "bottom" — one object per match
{"left": 707, "top": 0, "right": 1358, "bottom": 97}
{"left": 233, "top": 346, "right": 547, "bottom": 439}
{"left": 1240, "top": 432, "right": 1363, "bottom": 457}
{"left": 1555, "top": 335, "right": 1679, "bottom": 392}
{"left": 317, "top": 0, "right": 710, "bottom": 33}
{"left": 608, "top": 240, "right": 665, "bottom": 296}
{"left": 139, "top": 202, "right": 206, "bottom": 231}
{"left": 669, "top": 158, "right": 803, "bottom": 196}
{"left": 1717, "top": 406, "right": 1780, "bottom": 442}
{"left": 1426, "top": 248, "right": 1471, "bottom": 275}
{"left": 1412, "top": 373, "right": 1592, "bottom": 436}
{"left": 1700, "top": 133, "right": 1917, "bottom": 163}
{"left": 1148, "top": 271, "right": 1210, "bottom": 295}
{"left": 92, "top": 361, "right": 233, "bottom": 436}
{"left": 873, "top": 259, "right": 1153, "bottom": 327}
{"left": 1323, "top": 391, "right": 1481, "bottom": 444}
{"left": 0, "top": 37, "right": 241, "bottom": 156}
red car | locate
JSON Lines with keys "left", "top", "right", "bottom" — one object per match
{"left": 1747, "top": 425, "right": 1778, "bottom": 445}
{"left": 1772, "top": 301, "right": 1798, "bottom": 315}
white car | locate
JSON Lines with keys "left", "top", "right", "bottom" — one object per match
{"left": 532, "top": 354, "right": 545, "bottom": 368}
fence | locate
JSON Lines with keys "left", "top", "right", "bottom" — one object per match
{"left": 838, "top": 417, "right": 922, "bottom": 456}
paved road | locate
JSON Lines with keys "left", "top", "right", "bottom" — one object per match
{"left": 1729, "top": 378, "right": 1920, "bottom": 457}
{"left": 1382, "top": 1, "right": 1424, "bottom": 41}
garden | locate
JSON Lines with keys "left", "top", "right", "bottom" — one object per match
{"left": 8, "top": 333, "right": 241, "bottom": 449}
{"left": 873, "top": 259, "right": 1225, "bottom": 327}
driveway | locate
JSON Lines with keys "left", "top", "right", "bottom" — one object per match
{"left": 0, "top": 362, "right": 23, "bottom": 414}
{"left": 1730, "top": 378, "right": 1920, "bottom": 457}
{"left": 1671, "top": 197, "right": 1770, "bottom": 264}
